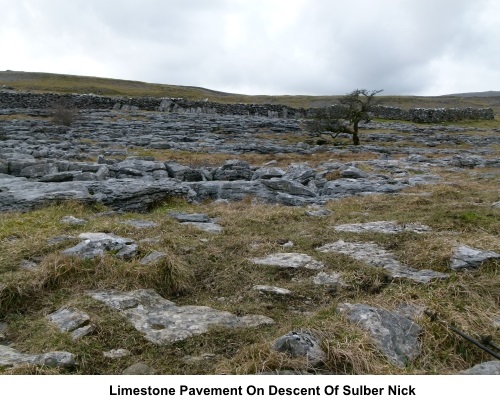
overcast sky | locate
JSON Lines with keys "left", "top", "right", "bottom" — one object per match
{"left": 1, "top": 0, "right": 499, "bottom": 96}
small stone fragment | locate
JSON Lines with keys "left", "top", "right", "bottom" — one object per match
{"left": 250, "top": 253, "right": 324, "bottom": 270}
{"left": 272, "top": 331, "right": 325, "bottom": 366}
{"left": 71, "top": 324, "right": 95, "bottom": 340}
{"left": 60, "top": 216, "right": 87, "bottom": 226}
{"left": 169, "top": 212, "right": 211, "bottom": 223}
{"left": 253, "top": 285, "right": 292, "bottom": 296}
{"left": 450, "top": 245, "right": 499, "bottom": 271}
{"left": 333, "top": 221, "right": 431, "bottom": 234}
{"left": 47, "top": 308, "right": 90, "bottom": 332}
{"left": 140, "top": 251, "right": 168, "bottom": 265}
{"left": 460, "top": 361, "right": 500, "bottom": 375}
{"left": 103, "top": 349, "right": 131, "bottom": 359}
{"left": 312, "top": 271, "right": 345, "bottom": 287}
{"left": 122, "top": 362, "right": 156, "bottom": 375}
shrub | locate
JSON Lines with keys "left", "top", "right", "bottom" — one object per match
{"left": 51, "top": 103, "right": 78, "bottom": 126}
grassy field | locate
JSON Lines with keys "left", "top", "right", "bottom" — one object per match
{"left": 2, "top": 70, "right": 500, "bottom": 113}
{"left": 0, "top": 157, "right": 498, "bottom": 375}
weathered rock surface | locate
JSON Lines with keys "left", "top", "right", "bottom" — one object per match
{"left": 86, "top": 289, "right": 274, "bottom": 344}
{"left": 312, "top": 272, "right": 345, "bottom": 287}
{"left": 0, "top": 176, "right": 190, "bottom": 212}
{"left": 0, "top": 345, "right": 76, "bottom": 368}
{"left": 60, "top": 216, "right": 87, "bottom": 226}
{"left": 333, "top": 221, "right": 431, "bottom": 234}
{"left": 460, "top": 361, "right": 500, "bottom": 375}
{"left": 337, "top": 303, "right": 422, "bottom": 367}
{"left": 272, "top": 331, "right": 325, "bottom": 365}
{"left": 450, "top": 245, "right": 499, "bottom": 271}
{"left": 250, "top": 253, "right": 324, "bottom": 270}
{"left": 103, "top": 349, "right": 131, "bottom": 359}
{"left": 63, "top": 232, "right": 138, "bottom": 260}
{"left": 139, "top": 251, "right": 167, "bottom": 265}
{"left": 47, "top": 308, "right": 90, "bottom": 332}
{"left": 317, "top": 240, "right": 448, "bottom": 283}
{"left": 169, "top": 212, "right": 211, "bottom": 223}
{"left": 122, "top": 362, "right": 156, "bottom": 375}
{"left": 253, "top": 285, "right": 292, "bottom": 296}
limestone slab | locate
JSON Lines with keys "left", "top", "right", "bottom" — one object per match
{"left": 87, "top": 289, "right": 274, "bottom": 344}
{"left": 317, "top": 240, "right": 447, "bottom": 283}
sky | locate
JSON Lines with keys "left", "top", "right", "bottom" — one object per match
{"left": 1, "top": 0, "right": 499, "bottom": 96}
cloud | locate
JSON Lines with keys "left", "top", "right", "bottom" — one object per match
{"left": 0, "top": 0, "right": 498, "bottom": 95}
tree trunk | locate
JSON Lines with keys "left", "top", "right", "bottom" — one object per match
{"left": 352, "top": 121, "right": 360, "bottom": 145}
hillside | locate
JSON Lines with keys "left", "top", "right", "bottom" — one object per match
{"left": 2, "top": 70, "right": 500, "bottom": 113}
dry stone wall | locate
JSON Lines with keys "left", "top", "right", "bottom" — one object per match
{"left": 0, "top": 90, "right": 494, "bottom": 122}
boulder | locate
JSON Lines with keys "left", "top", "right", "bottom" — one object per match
{"left": 213, "top": 160, "right": 254, "bottom": 181}
{"left": 337, "top": 303, "right": 422, "bottom": 367}
{"left": 63, "top": 232, "right": 138, "bottom": 260}
{"left": 450, "top": 245, "right": 499, "bottom": 271}
{"left": 272, "top": 331, "right": 325, "bottom": 365}
{"left": 164, "top": 162, "right": 202, "bottom": 181}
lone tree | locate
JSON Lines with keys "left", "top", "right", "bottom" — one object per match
{"left": 306, "top": 89, "right": 383, "bottom": 145}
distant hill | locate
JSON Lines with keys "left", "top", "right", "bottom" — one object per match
{"left": 1, "top": 70, "right": 499, "bottom": 113}
{"left": 442, "top": 91, "right": 500, "bottom": 98}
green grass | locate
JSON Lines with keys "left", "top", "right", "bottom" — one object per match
{"left": 1, "top": 164, "right": 498, "bottom": 375}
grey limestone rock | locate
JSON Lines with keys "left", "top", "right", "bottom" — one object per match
{"left": 460, "top": 361, "right": 500, "bottom": 375}
{"left": 333, "top": 221, "right": 431, "bottom": 234}
{"left": 253, "top": 285, "right": 292, "bottom": 296}
{"left": 164, "top": 162, "right": 202, "bottom": 181}
{"left": 312, "top": 271, "right": 345, "bottom": 287}
{"left": 169, "top": 212, "right": 211, "bottom": 223}
{"left": 103, "top": 349, "right": 131, "bottom": 359}
{"left": 250, "top": 253, "right": 324, "bottom": 270}
{"left": 305, "top": 209, "right": 332, "bottom": 217}
{"left": 317, "top": 240, "right": 448, "bottom": 283}
{"left": 450, "top": 245, "right": 499, "bottom": 271}
{"left": 87, "top": 289, "right": 274, "bottom": 344}
{"left": 261, "top": 178, "right": 317, "bottom": 197}
{"left": 272, "top": 331, "right": 325, "bottom": 365}
{"left": 60, "top": 215, "right": 87, "bottom": 226}
{"left": 213, "top": 159, "right": 254, "bottom": 181}
{"left": 63, "top": 232, "right": 138, "bottom": 260}
{"left": 122, "top": 362, "right": 156, "bottom": 375}
{"left": 251, "top": 167, "right": 286, "bottom": 180}
{"left": 47, "top": 308, "right": 90, "bottom": 332}
{"left": 340, "top": 166, "right": 369, "bottom": 179}
{"left": 140, "top": 251, "right": 168, "bottom": 265}
{"left": 0, "top": 345, "right": 76, "bottom": 368}
{"left": 337, "top": 303, "right": 422, "bottom": 367}
{"left": 71, "top": 324, "right": 96, "bottom": 340}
